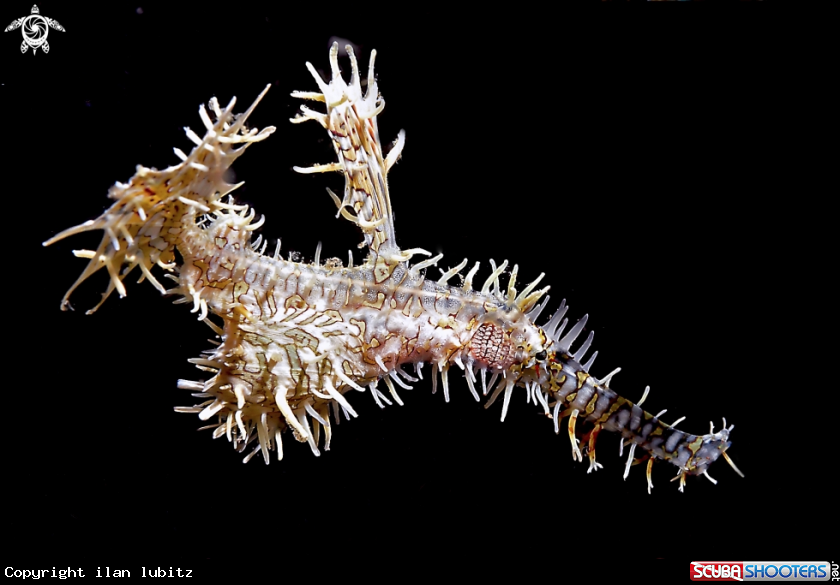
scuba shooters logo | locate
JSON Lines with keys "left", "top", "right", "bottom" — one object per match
{"left": 692, "top": 563, "right": 745, "bottom": 582}
{"left": 690, "top": 562, "right": 834, "bottom": 582}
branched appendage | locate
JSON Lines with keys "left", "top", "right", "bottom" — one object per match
{"left": 42, "top": 85, "right": 275, "bottom": 313}
{"left": 291, "top": 42, "right": 414, "bottom": 274}
{"left": 173, "top": 289, "right": 378, "bottom": 464}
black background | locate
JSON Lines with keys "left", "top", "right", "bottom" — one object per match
{"left": 4, "top": 2, "right": 831, "bottom": 579}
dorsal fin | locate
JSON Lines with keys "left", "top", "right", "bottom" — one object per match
{"left": 291, "top": 42, "right": 404, "bottom": 261}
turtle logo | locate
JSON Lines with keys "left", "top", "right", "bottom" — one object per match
{"left": 5, "top": 5, "right": 65, "bottom": 54}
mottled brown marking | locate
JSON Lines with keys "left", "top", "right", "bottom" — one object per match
{"left": 284, "top": 294, "right": 306, "bottom": 310}
{"left": 585, "top": 392, "right": 599, "bottom": 415}
{"left": 363, "top": 291, "right": 386, "bottom": 309}
{"left": 287, "top": 328, "right": 319, "bottom": 352}
{"left": 551, "top": 373, "right": 567, "bottom": 393}
{"left": 266, "top": 288, "right": 277, "bottom": 316}
{"left": 234, "top": 281, "right": 249, "bottom": 302}
{"left": 349, "top": 318, "right": 365, "bottom": 338}
{"left": 687, "top": 437, "right": 703, "bottom": 454}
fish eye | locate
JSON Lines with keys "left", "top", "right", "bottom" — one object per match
{"left": 535, "top": 350, "right": 547, "bottom": 362}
